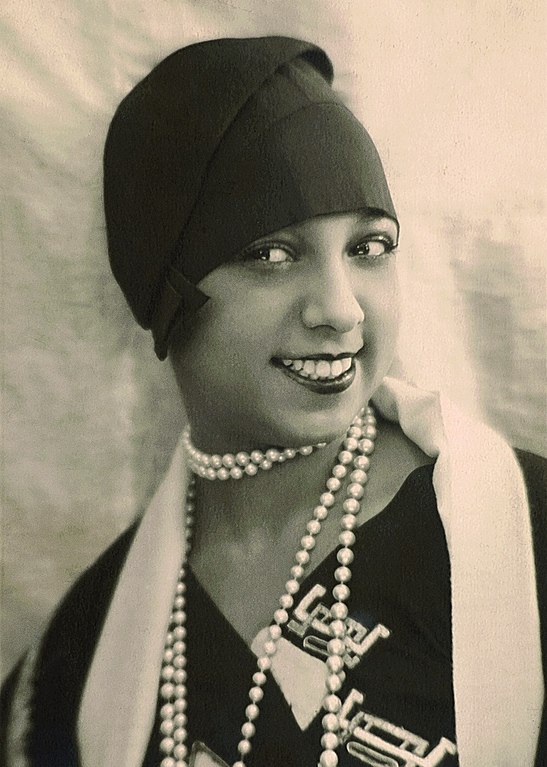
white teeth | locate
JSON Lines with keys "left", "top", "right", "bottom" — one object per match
{"left": 315, "top": 360, "right": 331, "bottom": 378}
{"left": 279, "top": 356, "right": 354, "bottom": 381}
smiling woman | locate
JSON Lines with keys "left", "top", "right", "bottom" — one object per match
{"left": 173, "top": 212, "right": 400, "bottom": 452}
{"left": 1, "top": 35, "right": 545, "bottom": 767}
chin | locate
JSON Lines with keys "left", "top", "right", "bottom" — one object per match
{"left": 263, "top": 395, "right": 367, "bottom": 448}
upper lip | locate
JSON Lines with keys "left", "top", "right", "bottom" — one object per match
{"left": 273, "top": 350, "right": 362, "bottom": 361}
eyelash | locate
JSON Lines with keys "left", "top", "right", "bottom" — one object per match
{"left": 239, "top": 237, "right": 397, "bottom": 266}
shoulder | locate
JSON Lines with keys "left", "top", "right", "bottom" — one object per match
{"left": 1, "top": 521, "right": 140, "bottom": 765}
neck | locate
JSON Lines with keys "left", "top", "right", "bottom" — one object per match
{"left": 190, "top": 432, "right": 344, "bottom": 544}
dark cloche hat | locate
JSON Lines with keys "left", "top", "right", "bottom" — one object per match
{"left": 104, "top": 36, "right": 397, "bottom": 359}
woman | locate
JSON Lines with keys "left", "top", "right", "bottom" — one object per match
{"left": 1, "top": 36, "right": 544, "bottom": 767}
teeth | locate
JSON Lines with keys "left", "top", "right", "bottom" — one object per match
{"left": 279, "top": 356, "right": 354, "bottom": 381}
{"left": 315, "top": 361, "right": 331, "bottom": 378}
{"left": 330, "top": 360, "right": 343, "bottom": 377}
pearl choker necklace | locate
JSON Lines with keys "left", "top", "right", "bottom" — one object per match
{"left": 182, "top": 429, "right": 327, "bottom": 480}
{"left": 159, "top": 406, "right": 377, "bottom": 767}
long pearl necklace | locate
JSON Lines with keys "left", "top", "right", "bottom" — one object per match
{"left": 158, "top": 406, "right": 377, "bottom": 767}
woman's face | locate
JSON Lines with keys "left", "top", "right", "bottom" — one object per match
{"left": 171, "top": 211, "right": 400, "bottom": 451}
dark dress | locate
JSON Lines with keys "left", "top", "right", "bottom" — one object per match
{"left": 2, "top": 451, "right": 545, "bottom": 767}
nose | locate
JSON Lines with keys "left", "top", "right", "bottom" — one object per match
{"left": 300, "top": 260, "right": 365, "bottom": 333}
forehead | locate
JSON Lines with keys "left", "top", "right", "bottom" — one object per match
{"left": 251, "top": 210, "right": 399, "bottom": 244}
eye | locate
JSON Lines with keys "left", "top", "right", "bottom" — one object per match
{"left": 240, "top": 244, "right": 294, "bottom": 265}
{"left": 350, "top": 237, "right": 396, "bottom": 261}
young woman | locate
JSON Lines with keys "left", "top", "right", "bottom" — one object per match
{"left": 2, "top": 36, "right": 544, "bottom": 767}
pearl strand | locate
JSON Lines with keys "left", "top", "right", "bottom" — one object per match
{"left": 182, "top": 429, "right": 327, "bottom": 481}
{"left": 158, "top": 407, "right": 377, "bottom": 767}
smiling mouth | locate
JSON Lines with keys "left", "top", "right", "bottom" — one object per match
{"left": 271, "top": 354, "right": 357, "bottom": 394}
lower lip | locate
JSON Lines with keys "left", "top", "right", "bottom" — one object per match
{"left": 273, "top": 360, "right": 356, "bottom": 394}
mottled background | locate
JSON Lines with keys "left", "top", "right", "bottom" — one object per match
{"left": 1, "top": 0, "right": 545, "bottom": 675}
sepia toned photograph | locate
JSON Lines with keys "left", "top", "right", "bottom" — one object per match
{"left": 1, "top": 2, "right": 545, "bottom": 765}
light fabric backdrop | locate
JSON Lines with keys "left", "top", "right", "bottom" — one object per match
{"left": 1, "top": 0, "right": 545, "bottom": 674}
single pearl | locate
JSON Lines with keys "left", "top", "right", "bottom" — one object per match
{"left": 333, "top": 583, "right": 350, "bottom": 602}
{"left": 335, "top": 566, "right": 352, "bottom": 583}
{"left": 327, "top": 638, "right": 345, "bottom": 656}
{"left": 323, "top": 694, "right": 342, "bottom": 712}
{"left": 237, "top": 738, "right": 252, "bottom": 755}
{"left": 300, "top": 534, "right": 316, "bottom": 551}
{"left": 358, "top": 438, "right": 375, "bottom": 455}
{"left": 253, "top": 671, "right": 267, "bottom": 686}
{"left": 326, "top": 477, "right": 341, "bottom": 492}
{"left": 222, "top": 453, "right": 236, "bottom": 468}
{"left": 241, "top": 721, "right": 255, "bottom": 739}
{"left": 332, "top": 464, "right": 347, "bottom": 479}
{"left": 341, "top": 514, "right": 357, "bottom": 530}
{"left": 321, "top": 731, "right": 340, "bottom": 750}
{"left": 319, "top": 749, "right": 339, "bottom": 767}
{"left": 265, "top": 448, "right": 280, "bottom": 462}
{"left": 326, "top": 673, "right": 343, "bottom": 692}
{"left": 327, "top": 654, "right": 344, "bottom": 673}
{"left": 330, "top": 619, "right": 346, "bottom": 638}
{"left": 322, "top": 712, "right": 340, "bottom": 731}
{"left": 279, "top": 593, "right": 293, "bottom": 609}
{"left": 230, "top": 466, "right": 243, "bottom": 479}
{"left": 274, "top": 609, "right": 289, "bottom": 625}
{"left": 249, "top": 686, "right": 264, "bottom": 702}
{"left": 342, "top": 498, "right": 360, "bottom": 514}
{"left": 350, "top": 469, "right": 368, "bottom": 484}
{"left": 236, "top": 452, "right": 250, "bottom": 466}
{"left": 330, "top": 601, "right": 348, "bottom": 620}
{"left": 295, "top": 550, "right": 310, "bottom": 565}
{"left": 246, "top": 704, "right": 259, "bottom": 720}
{"left": 244, "top": 463, "right": 258, "bottom": 476}
{"left": 285, "top": 579, "right": 300, "bottom": 594}
{"left": 337, "top": 548, "right": 354, "bottom": 566}
{"left": 353, "top": 454, "right": 370, "bottom": 471}
{"left": 320, "top": 492, "right": 335, "bottom": 507}
{"left": 307, "top": 520, "right": 321, "bottom": 535}
{"left": 250, "top": 450, "right": 264, "bottom": 464}
{"left": 338, "top": 450, "right": 353, "bottom": 465}
{"left": 344, "top": 436, "right": 359, "bottom": 451}
{"left": 160, "top": 737, "right": 175, "bottom": 754}
{"left": 314, "top": 505, "right": 329, "bottom": 520}
{"left": 347, "top": 483, "right": 364, "bottom": 500}
{"left": 173, "top": 743, "right": 187, "bottom": 760}
{"left": 161, "top": 703, "right": 175, "bottom": 719}
{"left": 339, "top": 530, "right": 356, "bottom": 547}
{"left": 161, "top": 720, "right": 174, "bottom": 735}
